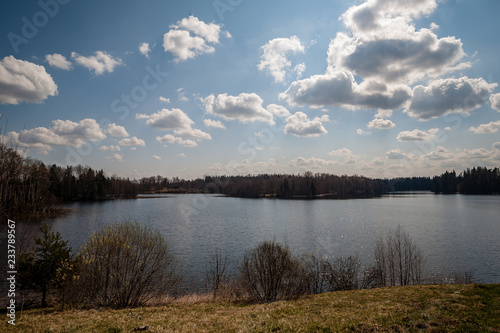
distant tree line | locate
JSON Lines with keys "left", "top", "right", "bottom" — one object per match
{"left": 432, "top": 167, "right": 500, "bottom": 194}
{"left": 2, "top": 141, "right": 499, "bottom": 221}
{"left": 0, "top": 143, "right": 137, "bottom": 221}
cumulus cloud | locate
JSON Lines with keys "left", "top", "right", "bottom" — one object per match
{"left": 45, "top": 53, "right": 72, "bottom": 70}
{"left": 163, "top": 16, "right": 229, "bottom": 62}
{"left": 284, "top": 112, "right": 328, "bottom": 138}
{"left": 331, "top": 0, "right": 466, "bottom": 84}
{"left": 4, "top": 118, "right": 106, "bottom": 153}
{"left": 406, "top": 77, "right": 497, "bottom": 120}
{"left": 204, "top": 119, "right": 226, "bottom": 129}
{"left": 173, "top": 127, "right": 212, "bottom": 141}
{"left": 328, "top": 148, "right": 360, "bottom": 164}
{"left": 258, "top": 36, "right": 305, "bottom": 83}
{"left": 107, "top": 153, "right": 124, "bottom": 162}
{"left": 139, "top": 42, "right": 152, "bottom": 58}
{"left": 156, "top": 134, "right": 197, "bottom": 147}
{"left": 386, "top": 149, "right": 408, "bottom": 160}
{"left": 328, "top": 30, "right": 465, "bottom": 84}
{"left": 118, "top": 137, "right": 145, "bottom": 147}
{"left": 368, "top": 118, "right": 395, "bottom": 129}
{"left": 289, "top": 156, "right": 338, "bottom": 168}
{"left": 152, "top": 155, "right": 162, "bottom": 160}
{"left": 424, "top": 146, "right": 453, "bottom": 161}
{"left": 159, "top": 96, "right": 171, "bottom": 103}
{"left": 468, "top": 121, "right": 500, "bottom": 134}
{"left": 100, "top": 145, "right": 121, "bottom": 152}
{"left": 71, "top": 51, "right": 123, "bottom": 75}
{"left": 266, "top": 104, "right": 291, "bottom": 117}
{"left": 0, "top": 56, "right": 58, "bottom": 105}
{"left": 137, "top": 108, "right": 211, "bottom": 147}
{"left": 204, "top": 93, "right": 275, "bottom": 124}
{"left": 173, "top": 16, "right": 223, "bottom": 43}
{"left": 136, "top": 108, "right": 194, "bottom": 130}
{"left": 490, "top": 93, "right": 500, "bottom": 112}
{"left": 397, "top": 128, "right": 439, "bottom": 142}
{"left": 106, "top": 123, "right": 129, "bottom": 137}
{"left": 280, "top": 67, "right": 411, "bottom": 110}
{"left": 357, "top": 129, "right": 371, "bottom": 135}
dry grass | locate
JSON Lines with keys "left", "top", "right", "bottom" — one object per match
{"left": 2, "top": 284, "right": 499, "bottom": 332}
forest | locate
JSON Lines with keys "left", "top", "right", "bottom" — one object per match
{"left": 1, "top": 141, "right": 499, "bottom": 221}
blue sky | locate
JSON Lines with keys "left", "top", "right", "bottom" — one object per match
{"left": 1, "top": 0, "right": 499, "bottom": 179}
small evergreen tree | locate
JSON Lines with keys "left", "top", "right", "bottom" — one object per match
{"left": 19, "top": 224, "right": 73, "bottom": 307}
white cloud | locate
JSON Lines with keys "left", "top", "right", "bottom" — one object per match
{"left": 328, "top": 148, "right": 360, "bottom": 164}
{"left": 107, "top": 153, "right": 124, "bottom": 162}
{"left": 118, "top": 137, "right": 145, "bottom": 147}
{"left": 357, "top": 129, "right": 371, "bottom": 135}
{"left": 468, "top": 121, "right": 500, "bottom": 134}
{"left": 173, "top": 16, "right": 223, "bottom": 43}
{"left": 106, "top": 123, "right": 129, "bottom": 137}
{"left": 424, "top": 146, "right": 453, "bottom": 161}
{"left": 204, "top": 119, "right": 226, "bottom": 129}
{"left": 294, "top": 63, "right": 306, "bottom": 79}
{"left": 139, "top": 42, "right": 152, "bottom": 58}
{"left": 341, "top": 0, "right": 438, "bottom": 39}
{"left": 372, "top": 157, "right": 384, "bottom": 166}
{"left": 137, "top": 108, "right": 211, "bottom": 146}
{"left": 386, "top": 149, "right": 408, "bottom": 160}
{"left": 406, "top": 77, "right": 497, "bottom": 120}
{"left": 156, "top": 134, "right": 197, "bottom": 148}
{"left": 266, "top": 104, "right": 291, "bottom": 117}
{"left": 163, "top": 16, "right": 228, "bottom": 62}
{"left": 204, "top": 93, "right": 275, "bottom": 124}
{"left": 289, "top": 156, "right": 338, "bottom": 168}
{"left": 397, "top": 128, "right": 439, "bottom": 142}
{"left": 100, "top": 145, "right": 121, "bottom": 152}
{"left": 177, "top": 87, "right": 189, "bottom": 102}
{"left": 6, "top": 118, "right": 107, "bottom": 153}
{"left": 280, "top": 67, "right": 411, "bottom": 110}
{"left": 136, "top": 108, "right": 194, "bottom": 130}
{"left": 71, "top": 51, "right": 123, "bottom": 75}
{"left": 45, "top": 53, "right": 72, "bottom": 70}
{"left": 368, "top": 118, "right": 395, "bottom": 129}
{"left": 152, "top": 155, "right": 162, "bottom": 160}
{"left": 0, "top": 56, "right": 58, "bottom": 105}
{"left": 328, "top": 30, "right": 466, "bottom": 84}
{"left": 284, "top": 112, "right": 328, "bottom": 138}
{"left": 159, "top": 96, "right": 171, "bottom": 103}
{"left": 177, "top": 153, "right": 186, "bottom": 157}
{"left": 332, "top": 0, "right": 466, "bottom": 84}
{"left": 173, "top": 127, "right": 212, "bottom": 141}
{"left": 258, "top": 36, "right": 305, "bottom": 83}
{"left": 490, "top": 93, "right": 500, "bottom": 112}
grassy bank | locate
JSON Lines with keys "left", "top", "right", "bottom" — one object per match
{"left": 3, "top": 284, "right": 499, "bottom": 332}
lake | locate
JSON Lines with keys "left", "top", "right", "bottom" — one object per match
{"left": 45, "top": 193, "right": 500, "bottom": 289}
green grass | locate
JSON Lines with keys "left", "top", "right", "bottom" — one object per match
{"left": 3, "top": 284, "right": 499, "bottom": 332}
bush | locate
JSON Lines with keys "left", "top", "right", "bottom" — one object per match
{"left": 372, "top": 226, "right": 424, "bottom": 287}
{"left": 239, "top": 240, "right": 308, "bottom": 302}
{"left": 76, "top": 220, "right": 180, "bottom": 308}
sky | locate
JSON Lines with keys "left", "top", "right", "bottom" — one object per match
{"left": 1, "top": 0, "right": 499, "bottom": 180}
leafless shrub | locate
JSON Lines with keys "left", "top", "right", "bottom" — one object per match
{"left": 372, "top": 226, "right": 424, "bottom": 287}
{"left": 205, "top": 248, "right": 229, "bottom": 300}
{"left": 239, "top": 240, "right": 308, "bottom": 302}
{"left": 75, "top": 220, "right": 181, "bottom": 308}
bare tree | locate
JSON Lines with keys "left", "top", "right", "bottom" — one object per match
{"left": 373, "top": 226, "right": 424, "bottom": 287}
{"left": 205, "top": 248, "right": 229, "bottom": 300}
